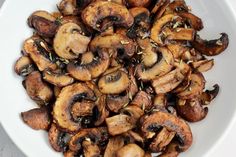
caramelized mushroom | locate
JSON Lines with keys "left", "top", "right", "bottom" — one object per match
{"left": 23, "top": 36, "right": 58, "bottom": 71}
{"left": 178, "top": 12, "right": 203, "bottom": 31}
{"left": 53, "top": 22, "right": 91, "bottom": 59}
{"left": 158, "top": 142, "right": 179, "bottom": 157}
{"left": 82, "top": 140, "right": 101, "bottom": 157}
{"left": 24, "top": 71, "right": 53, "bottom": 105}
{"left": 116, "top": 144, "right": 145, "bottom": 157}
{"left": 21, "top": 106, "right": 51, "bottom": 130}
{"left": 200, "top": 84, "right": 220, "bottom": 105}
{"left": 141, "top": 111, "right": 193, "bottom": 151}
{"left": 106, "top": 94, "right": 130, "bottom": 113}
{"left": 104, "top": 136, "right": 125, "bottom": 157}
{"left": 190, "top": 59, "right": 214, "bottom": 72}
{"left": 81, "top": 1, "right": 134, "bottom": 31}
{"left": 67, "top": 49, "right": 110, "bottom": 81}
{"left": 58, "top": 0, "right": 78, "bottom": 15}
{"left": 94, "top": 95, "right": 109, "bottom": 126}
{"left": 192, "top": 33, "right": 229, "bottom": 56}
{"left": 14, "top": 56, "right": 35, "bottom": 76}
{"left": 121, "top": 105, "right": 145, "bottom": 121}
{"left": 53, "top": 83, "right": 96, "bottom": 132}
{"left": 127, "top": 0, "right": 150, "bottom": 7}
{"left": 130, "top": 91, "right": 152, "bottom": 111}
{"left": 28, "top": 11, "right": 58, "bottom": 37}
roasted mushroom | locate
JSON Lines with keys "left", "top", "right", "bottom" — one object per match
{"left": 24, "top": 71, "right": 53, "bottom": 105}
{"left": 58, "top": 0, "right": 78, "bottom": 15}
{"left": 53, "top": 83, "right": 96, "bottom": 132}
{"left": 104, "top": 136, "right": 125, "bottom": 157}
{"left": 53, "top": 22, "right": 91, "bottom": 59}
{"left": 130, "top": 91, "right": 152, "bottom": 111}
{"left": 21, "top": 106, "right": 51, "bottom": 130}
{"left": 28, "top": 11, "right": 58, "bottom": 37}
{"left": 190, "top": 59, "right": 214, "bottom": 72}
{"left": 14, "top": 56, "right": 35, "bottom": 76}
{"left": 127, "top": 0, "right": 150, "bottom": 7}
{"left": 82, "top": 140, "right": 101, "bottom": 157}
{"left": 158, "top": 142, "right": 179, "bottom": 157}
{"left": 192, "top": 33, "right": 229, "bottom": 56}
{"left": 116, "top": 144, "right": 145, "bottom": 157}
{"left": 81, "top": 1, "right": 134, "bottom": 31}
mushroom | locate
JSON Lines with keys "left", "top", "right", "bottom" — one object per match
{"left": 53, "top": 22, "right": 91, "bottom": 59}
{"left": 116, "top": 144, "right": 145, "bottom": 157}
{"left": 54, "top": 86, "right": 62, "bottom": 97}
{"left": 166, "top": 42, "right": 189, "bottom": 59}
{"left": 130, "top": 91, "right": 152, "bottom": 111}
{"left": 106, "top": 114, "right": 136, "bottom": 136}
{"left": 125, "top": 130, "right": 144, "bottom": 143}
{"left": 98, "top": 70, "right": 130, "bottom": 94}
{"left": 158, "top": 142, "right": 179, "bottom": 157}
{"left": 24, "top": 71, "right": 53, "bottom": 105}
{"left": 190, "top": 59, "right": 214, "bottom": 72}
{"left": 90, "top": 33, "right": 136, "bottom": 58}
{"left": 164, "top": 0, "right": 189, "bottom": 14}
{"left": 82, "top": 140, "right": 101, "bottom": 157}
{"left": 23, "top": 36, "right": 58, "bottom": 71}
{"left": 121, "top": 105, "right": 145, "bottom": 121}
{"left": 14, "top": 56, "right": 35, "bottom": 76}
{"left": 136, "top": 47, "right": 174, "bottom": 81}
{"left": 177, "top": 72, "right": 205, "bottom": 99}
{"left": 81, "top": 1, "right": 134, "bottom": 32}
{"left": 152, "top": 0, "right": 170, "bottom": 20}
{"left": 104, "top": 136, "right": 125, "bottom": 157}
{"left": 177, "top": 98, "right": 208, "bottom": 122}
{"left": 53, "top": 83, "right": 96, "bottom": 132}
{"left": 48, "top": 123, "right": 72, "bottom": 152}
{"left": 200, "top": 84, "right": 220, "bottom": 105}
{"left": 67, "top": 49, "right": 110, "bottom": 81}
{"left": 43, "top": 70, "right": 74, "bottom": 87}
{"left": 178, "top": 12, "right": 203, "bottom": 31}
{"left": 163, "top": 27, "right": 195, "bottom": 42}
{"left": 141, "top": 111, "right": 193, "bottom": 152}
{"left": 64, "top": 150, "right": 78, "bottom": 157}
{"left": 28, "top": 11, "right": 58, "bottom": 38}
{"left": 21, "top": 106, "right": 51, "bottom": 130}
{"left": 58, "top": 0, "right": 78, "bottom": 15}
{"left": 94, "top": 95, "right": 109, "bottom": 126}
{"left": 192, "top": 33, "right": 229, "bottom": 56}
{"left": 69, "top": 127, "right": 109, "bottom": 151}
{"left": 153, "top": 94, "right": 167, "bottom": 109}
{"left": 126, "top": 0, "right": 150, "bottom": 7}
{"left": 70, "top": 101, "right": 95, "bottom": 119}
{"left": 106, "top": 94, "right": 130, "bottom": 113}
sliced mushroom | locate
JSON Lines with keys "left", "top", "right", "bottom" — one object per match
{"left": 82, "top": 140, "right": 101, "bottom": 157}
{"left": 23, "top": 36, "right": 58, "bottom": 71}
{"left": 158, "top": 142, "right": 179, "bottom": 157}
{"left": 94, "top": 95, "right": 109, "bottom": 126}
{"left": 98, "top": 70, "right": 129, "bottom": 94}
{"left": 53, "top": 83, "right": 96, "bottom": 132}
{"left": 106, "top": 114, "right": 136, "bottom": 136}
{"left": 48, "top": 123, "right": 72, "bottom": 152}
{"left": 178, "top": 12, "right": 203, "bottom": 31}
{"left": 190, "top": 59, "right": 214, "bottom": 72}
{"left": 54, "top": 86, "right": 62, "bottom": 97}
{"left": 125, "top": 130, "right": 144, "bottom": 143}
{"left": 28, "top": 11, "right": 58, "bottom": 37}
{"left": 136, "top": 47, "right": 174, "bottom": 81}
{"left": 24, "top": 71, "right": 53, "bottom": 105}
{"left": 164, "top": 0, "right": 188, "bottom": 14}
{"left": 121, "top": 105, "right": 145, "bottom": 121}
{"left": 43, "top": 70, "right": 74, "bottom": 87}
{"left": 58, "top": 0, "right": 78, "bottom": 15}
{"left": 67, "top": 49, "right": 110, "bottom": 81}
{"left": 153, "top": 94, "right": 167, "bottom": 109}
{"left": 116, "top": 144, "right": 145, "bottom": 157}
{"left": 14, "top": 56, "right": 35, "bottom": 76}
{"left": 167, "top": 42, "right": 189, "bottom": 59}
{"left": 137, "top": 38, "right": 158, "bottom": 67}
{"left": 164, "top": 28, "right": 195, "bottom": 42}
{"left": 141, "top": 111, "right": 193, "bottom": 151}
{"left": 200, "top": 84, "right": 220, "bottom": 105}
{"left": 71, "top": 101, "right": 95, "bottom": 118}
{"left": 69, "top": 127, "right": 109, "bottom": 151}
{"left": 21, "top": 106, "right": 51, "bottom": 130}
{"left": 104, "top": 136, "right": 125, "bottom": 157}
{"left": 192, "top": 33, "right": 229, "bottom": 56}
{"left": 177, "top": 98, "right": 208, "bottom": 122}
{"left": 90, "top": 33, "right": 136, "bottom": 58}
{"left": 53, "top": 22, "right": 91, "bottom": 59}
{"left": 130, "top": 91, "right": 152, "bottom": 111}
{"left": 177, "top": 72, "right": 205, "bottom": 99}
{"left": 64, "top": 150, "right": 77, "bottom": 157}
{"left": 106, "top": 94, "right": 130, "bottom": 113}
{"left": 81, "top": 1, "right": 134, "bottom": 31}
{"left": 127, "top": 0, "right": 150, "bottom": 7}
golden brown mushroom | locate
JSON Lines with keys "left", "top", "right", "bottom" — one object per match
{"left": 116, "top": 144, "right": 145, "bottom": 157}
{"left": 126, "top": 0, "right": 150, "bottom": 7}
{"left": 104, "top": 136, "right": 125, "bottom": 157}
{"left": 14, "top": 56, "right": 35, "bottom": 76}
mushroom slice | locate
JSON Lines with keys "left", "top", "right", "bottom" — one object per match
{"left": 178, "top": 12, "right": 203, "bottom": 31}
{"left": 127, "top": 0, "right": 150, "bottom": 7}
{"left": 137, "top": 38, "right": 158, "bottom": 67}
{"left": 24, "top": 71, "right": 53, "bottom": 105}
{"left": 150, "top": 128, "right": 176, "bottom": 152}
{"left": 141, "top": 111, "right": 193, "bottom": 151}
{"left": 153, "top": 94, "right": 167, "bottom": 108}
{"left": 64, "top": 150, "right": 78, "bottom": 157}
{"left": 53, "top": 83, "right": 96, "bottom": 132}
{"left": 69, "top": 127, "right": 109, "bottom": 151}
{"left": 94, "top": 95, "right": 109, "bottom": 126}
{"left": 200, "top": 84, "right": 220, "bottom": 105}
{"left": 150, "top": 0, "right": 168, "bottom": 16}
{"left": 67, "top": 49, "right": 110, "bottom": 81}
{"left": 54, "top": 86, "right": 62, "bottom": 97}
{"left": 165, "top": 0, "right": 189, "bottom": 14}
{"left": 28, "top": 11, "right": 58, "bottom": 37}
{"left": 190, "top": 59, "right": 214, "bottom": 72}
{"left": 177, "top": 98, "right": 208, "bottom": 122}
{"left": 136, "top": 47, "right": 174, "bottom": 81}
{"left": 82, "top": 140, "right": 101, "bottom": 157}
{"left": 104, "top": 136, "right": 125, "bottom": 157}
{"left": 23, "top": 36, "right": 58, "bottom": 71}
{"left": 121, "top": 105, "right": 145, "bottom": 121}
{"left": 90, "top": 33, "right": 136, "bottom": 58}
{"left": 106, "top": 114, "right": 136, "bottom": 136}
{"left": 71, "top": 101, "right": 95, "bottom": 118}
{"left": 14, "top": 56, "right": 35, "bottom": 76}
{"left": 58, "top": 0, "right": 78, "bottom": 15}
{"left": 53, "top": 22, "right": 91, "bottom": 59}
{"left": 43, "top": 70, "right": 74, "bottom": 87}
{"left": 158, "top": 142, "right": 179, "bottom": 157}
{"left": 164, "top": 28, "right": 195, "bottom": 42}
{"left": 154, "top": 0, "right": 170, "bottom": 20}
{"left": 81, "top": 1, "right": 134, "bottom": 32}
{"left": 125, "top": 130, "right": 144, "bottom": 143}
{"left": 48, "top": 123, "right": 72, "bottom": 152}
{"left": 177, "top": 72, "right": 205, "bottom": 99}
{"left": 116, "top": 144, "right": 145, "bottom": 157}
{"left": 98, "top": 70, "right": 129, "bottom": 94}
{"left": 192, "top": 33, "right": 229, "bottom": 56}
{"left": 167, "top": 42, "right": 189, "bottom": 59}
{"left": 106, "top": 94, "right": 130, "bottom": 113}
{"left": 130, "top": 91, "right": 152, "bottom": 111}
{"left": 21, "top": 106, "right": 51, "bottom": 130}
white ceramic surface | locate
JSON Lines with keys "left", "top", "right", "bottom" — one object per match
{"left": 0, "top": 0, "right": 236, "bottom": 157}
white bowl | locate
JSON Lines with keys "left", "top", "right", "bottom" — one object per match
{"left": 0, "top": 0, "right": 236, "bottom": 156}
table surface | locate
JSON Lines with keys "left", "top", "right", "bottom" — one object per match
{"left": 0, "top": 0, "right": 236, "bottom": 156}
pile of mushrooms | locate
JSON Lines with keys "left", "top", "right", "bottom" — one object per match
{"left": 15, "top": 0, "right": 228, "bottom": 156}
